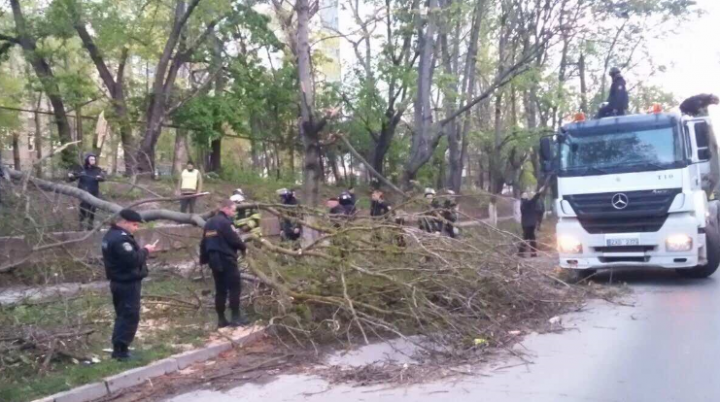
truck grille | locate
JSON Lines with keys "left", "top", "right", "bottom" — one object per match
{"left": 564, "top": 189, "right": 681, "bottom": 234}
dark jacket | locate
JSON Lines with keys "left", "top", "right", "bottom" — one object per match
{"left": 102, "top": 225, "right": 149, "bottom": 283}
{"left": 607, "top": 74, "right": 629, "bottom": 112}
{"left": 69, "top": 154, "right": 105, "bottom": 196}
{"left": 281, "top": 195, "right": 302, "bottom": 240}
{"left": 521, "top": 194, "right": 543, "bottom": 228}
{"left": 200, "top": 211, "right": 246, "bottom": 262}
{"left": 370, "top": 200, "right": 391, "bottom": 217}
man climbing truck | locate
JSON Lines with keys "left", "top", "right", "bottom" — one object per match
{"left": 540, "top": 108, "right": 720, "bottom": 280}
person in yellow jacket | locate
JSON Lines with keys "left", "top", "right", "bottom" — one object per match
{"left": 230, "top": 188, "right": 262, "bottom": 239}
{"left": 177, "top": 161, "right": 203, "bottom": 213}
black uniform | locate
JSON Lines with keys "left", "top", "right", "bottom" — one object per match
{"left": 441, "top": 198, "right": 458, "bottom": 238}
{"left": 69, "top": 154, "right": 105, "bottom": 230}
{"left": 520, "top": 194, "right": 543, "bottom": 256}
{"left": 597, "top": 74, "right": 629, "bottom": 118}
{"left": 280, "top": 194, "right": 302, "bottom": 241}
{"left": 339, "top": 192, "right": 356, "bottom": 216}
{"left": 200, "top": 211, "right": 246, "bottom": 323}
{"left": 102, "top": 225, "right": 149, "bottom": 357}
{"left": 370, "top": 200, "right": 391, "bottom": 217}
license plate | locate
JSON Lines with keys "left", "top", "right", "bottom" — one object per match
{"left": 606, "top": 238, "right": 639, "bottom": 247}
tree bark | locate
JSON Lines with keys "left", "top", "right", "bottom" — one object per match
{"left": 401, "top": 0, "right": 439, "bottom": 188}
{"left": 10, "top": 0, "right": 76, "bottom": 167}
{"left": 172, "top": 128, "right": 189, "bottom": 176}
{"left": 296, "top": 0, "right": 326, "bottom": 207}
{"left": 74, "top": 20, "right": 135, "bottom": 175}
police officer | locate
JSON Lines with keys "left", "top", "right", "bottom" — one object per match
{"left": 200, "top": 200, "right": 250, "bottom": 328}
{"left": 370, "top": 189, "right": 391, "bottom": 218}
{"left": 596, "top": 67, "right": 629, "bottom": 118}
{"left": 277, "top": 188, "right": 302, "bottom": 242}
{"left": 68, "top": 153, "right": 106, "bottom": 230}
{"left": 102, "top": 209, "right": 158, "bottom": 361}
{"left": 339, "top": 191, "right": 356, "bottom": 216}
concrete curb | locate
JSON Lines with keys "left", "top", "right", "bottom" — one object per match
{"left": 31, "top": 326, "right": 265, "bottom": 402}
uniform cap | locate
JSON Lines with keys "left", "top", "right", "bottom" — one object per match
{"left": 609, "top": 67, "right": 621, "bottom": 76}
{"left": 119, "top": 209, "right": 143, "bottom": 223}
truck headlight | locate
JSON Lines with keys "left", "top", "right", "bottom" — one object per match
{"left": 558, "top": 236, "right": 583, "bottom": 254}
{"left": 666, "top": 234, "right": 693, "bottom": 252}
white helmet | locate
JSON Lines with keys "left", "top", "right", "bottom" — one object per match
{"left": 424, "top": 188, "right": 436, "bottom": 196}
{"left": 233, "top": 188, "right": 245, "bottom": 196}
{"left": 230, "top": 194, "right": 245, "bottom": 203}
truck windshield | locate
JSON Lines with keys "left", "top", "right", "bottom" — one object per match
{"left": 559, "top": 126, "right": 685, "bottom": 176}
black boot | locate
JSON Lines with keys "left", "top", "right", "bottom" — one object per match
{"left": 111, "top": 343, "right": 130, "bottom": 361}
{"left": 217, "top": 312, "right": 230, "bottom": 329}
{"left": 229, "top": 309, "right": 250, "bottom": 327}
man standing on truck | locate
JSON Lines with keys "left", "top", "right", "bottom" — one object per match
{"left": 519, "top": 184, "right": 547, "bottom": 257}
{"left": 596, "top": 67, "right": 629, "bottom": 118}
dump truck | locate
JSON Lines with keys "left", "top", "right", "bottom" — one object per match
{"left": 540, "top": 110, "right": 720, "bottom": 279}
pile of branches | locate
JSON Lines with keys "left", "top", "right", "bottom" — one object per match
{"left": 0, "top": 327, "right": 96, "bottom": 374}
{"left": 244, "top": 205, "right": 588, "bottom": 357}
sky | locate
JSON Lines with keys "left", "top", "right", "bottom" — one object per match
{"left": 645, "top": 0, "right": 720, "bottom": 119}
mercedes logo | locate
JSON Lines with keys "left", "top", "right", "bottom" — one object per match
{"left": 611, "top": 193, "right": 629, "bottom": 210}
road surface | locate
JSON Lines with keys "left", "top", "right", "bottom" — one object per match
{"left": 162, "top": 269, "right": 720, "bottom": 402}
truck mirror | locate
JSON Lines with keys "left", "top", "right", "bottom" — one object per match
{"left": 695, "top": 122, "right": 711, "bottom": 161}
{"left": 540, "top": 137, "right": 554, "bottom": 162}
{"left": 696, "top": 122, "right": 710, "bottom": 147}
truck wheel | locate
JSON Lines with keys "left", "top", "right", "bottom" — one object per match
{"left": 677, "top": 217, "right": 720, "bottom": 279}
{"left": 565, "top": 269, "right": 597, "bottom": 284}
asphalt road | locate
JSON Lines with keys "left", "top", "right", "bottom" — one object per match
{"left": 164, "top": 269, "right": 720, "bottom": 402}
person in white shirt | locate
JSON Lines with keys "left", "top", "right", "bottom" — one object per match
{"left": 177, "top": 161, "right": 203, "bottom": 213}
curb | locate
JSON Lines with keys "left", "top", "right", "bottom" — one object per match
{"left": 31, "top": 326, "right": 265, "bottom": 402}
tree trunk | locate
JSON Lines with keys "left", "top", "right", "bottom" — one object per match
{"left": 579, "top": 51, "right": 588, "bottom": 114}
{"left": 33, "top": 94, "right": 43, "bottom": 178}
{"left": 207, "top": 139, "right": 222, "bottom": 172}
{"left": 402, "top": 0, "right": 438, "bottom": 188}
{"left": 172, "top": 128, "right": 189, "bottom": 175}
{"left": 12, "top": 132, "right": 21, "bottom": 170}
{"left": 297, "top": 0, "right": 324, "bottom": 207}
{"left": 11, "top": 0, "right": 76, "bottom": 167}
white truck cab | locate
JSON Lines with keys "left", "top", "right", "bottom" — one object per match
{"left": 540, "top": 112, "right": 720, "bottom": 279}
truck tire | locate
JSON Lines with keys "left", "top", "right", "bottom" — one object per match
{"left": 566, "top": 269, "right": 597, "bottom": 284}
{"left": 677, "top": 201, "right": 720, "bottom": 279}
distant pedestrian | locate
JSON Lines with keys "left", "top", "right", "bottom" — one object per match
{"left": 101, "top": 209, "right": 158, "bottom": 361}
{"left": 178, "top": 161, "right": 203, "bottom": 214}
{"left": 200, "top": 200, "right": 250, "bottom": 328}
{"left": 441, "top": 190, "right": 459, "bottom": 238}
{"left": 230, "top": 188, "right": 262, "bottom": 239}
{"left": 596, "top": 67, "right": 629, "bottom": 118}
{"left": 519, "top": 184, "right": 547, "bottom": 257}
{"left": 68, "top": 153, "right": 105, "bottom": 231}
{"left": 419, "top": 188, "right": 443, "bottom": 234}
{"left": 277, "top": 188, "right": 302, "bottom": 242}
{"left": 339, "top": 190, "right": 356, "bottom": 216}
{"left": 370, "top": 190, "right": 391, "bottom": 218}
